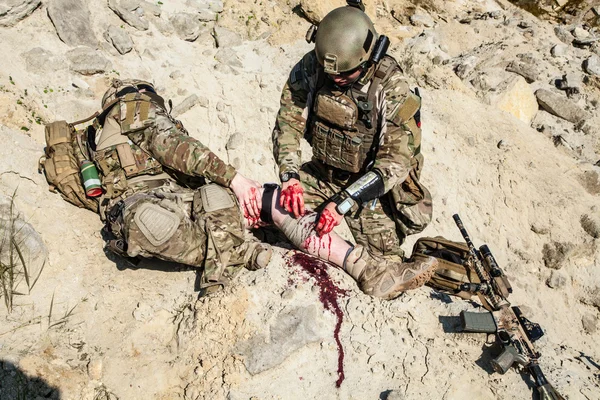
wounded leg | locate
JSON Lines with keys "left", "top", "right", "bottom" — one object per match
{"left": 253, "top": 185, "right": 439, "bottom": 300}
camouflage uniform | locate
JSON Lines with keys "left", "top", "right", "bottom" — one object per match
{"left": 83, "top": 88, "right": 261, "bottom": 288}
{"left": 273, "top": 51, "right": 432, "bottom": 257}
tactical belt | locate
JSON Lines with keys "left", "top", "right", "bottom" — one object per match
{"left": 260, "top": 183, "right": 280, "bottom": 224}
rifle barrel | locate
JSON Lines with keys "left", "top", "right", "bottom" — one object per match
{"left": 453, "top": 214, "right": 504, "bottom": 309}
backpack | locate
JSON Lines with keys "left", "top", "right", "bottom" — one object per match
{"left": 39, "top": 121, "right": 98, "bottom": 212}
{"left": 410, "top": 236, "right": 480, "bottom": 299}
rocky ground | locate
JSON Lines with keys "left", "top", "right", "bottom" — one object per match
{"left": 0, "top": 0, "right": 599, "bottom": 399}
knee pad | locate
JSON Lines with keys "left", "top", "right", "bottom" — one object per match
{"left": 200, "top": 184, "right": 236, "bottom": 212}
{"left": 133, "top": 202, "right": 180, "bottom": 246}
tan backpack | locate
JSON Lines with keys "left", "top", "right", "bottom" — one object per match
{"left": 39, "top": 121, "right": 98, "bottom": 212}
{"left": 410, "top": 236, "right": 481, "bottom": 299}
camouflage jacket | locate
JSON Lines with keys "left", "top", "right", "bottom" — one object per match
{"left": 94, "top": 92, "right": 237, "bottom": 195}
{"left": 273, "top": 50, "right": 422, "bottom": 193}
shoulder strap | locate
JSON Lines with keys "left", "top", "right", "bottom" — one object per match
{"left": 367, "top": 56, "right": 397, "bottom": 102}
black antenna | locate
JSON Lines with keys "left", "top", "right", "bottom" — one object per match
{"left": 346, "top": 0, "right": 365, "bottom": 12}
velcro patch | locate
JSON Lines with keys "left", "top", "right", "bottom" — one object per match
{"left": 290, "top": 62, "right": 302, "bottom": 85}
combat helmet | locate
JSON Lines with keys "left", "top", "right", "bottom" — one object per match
{"left": 314, "top": 6, "right": 378, "bottom": 75}
{"left": 101, "top": 79, "right": 156, "bottom": 108}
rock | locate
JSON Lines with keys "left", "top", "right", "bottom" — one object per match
{"left": 0, "top": 0, "right": 40, "bottom": 27}
{"left": 66, "top": 47, "right": 112, "bottom": 75}
{"left": 554, "top": 25, "right": 573, "bottom": 44}
{"left": 215, "top": 48, "right": 243, "bottom": 69}
{"left": 506, "top": 60, "right": 541, "bottom": 83}
{"left": 557, "top": 73, "right": 583, "bottom": 96}
{"left": 142, "top": 48, "right": 156, "bottom": 60}
{"left": 518, "top": 20, "right": 532, "bottom": 29}
{"left": 226, "top": 133, "right": 243, "bottom": 150}
{"left": 572, "top": 26, "right": 590, "bottom": 39}
{"left": 47, "top": 0, "right": 97, "bottom": 47}
{"left": 236, "top": 305, "right": 329, "bottom": 374}
{"left": 187, "top": 0, "right": 224, "bottom": 13}
{"left": 170, "top": 13, "right": 202, "bottom": 41}
{"left": 583, "top": 56, "right": 600, "bottom": 76}
{"left": 22, "top": 47, "right": 65, "bottom": 74}
{"left": 582, "top": 314, "right": 598, "bottom": 334}
{"left": 0, "top": 195, "right": 48, "bottom": 296}
{"left": 171, "top": 94, "right": 204, "bottom": 117}
{"left": 133, "top": 302, "right": 153, "bottom": 322}
{"left": 104, "top": 25, "right": 133, "bottom": 55}
{"left": 198, "top": 9, "right": 217, "bottom": 21}
{"left": 542, "top": 241, "right": 574, "bottom": 270}
{"left": 87, "top": 359, "right": 103, "bottom": 380}
{"left": 546, "top": 270, "right": 568, "bottom": 289}
{"left": 140, "top": 0, "right": 161, "bottom": 16}
{"left": 580, "top": 213, "right": 600, "bottom": 239}
{"left": 579, "top": 170, "right": 600, "bottom": 196}
{"left": 455, "top": 56, "right": 478, "bottom": 79}
{"left": 71, "top": 77, "right": 89, "bottom": 90}
{"left": 108, "top": 0, "right": 149, "bottom": 31}
{"left": 551, "top": 44, "right": 568, "bottom": 57}
{"left": 213, "top": 26, "right": 242, "bottom": 48}
{"left": 535, "top": 89, "right": 588, "bottom": 124}
{"left": 410, "top": 12, "right": 435, "bottom": 28}
{"left": 299, "top": 0, "right": 376, "bottom": 24}
{"left": 386, "top": 390, "right": 404, "bottom": 400}
{"left": 170, "top": 70, "right": 183, "bottom": 79}
{"left": 214, "top": 63, "right": 238, "bottom": 75}
{"left": 489, "top": 75, "right": 538, "bottom": 124}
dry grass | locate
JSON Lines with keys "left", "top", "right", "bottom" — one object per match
{"left": 0, "top": 191, "right": 46, "bottom": 312}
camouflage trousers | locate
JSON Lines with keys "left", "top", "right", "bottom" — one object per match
{"left": 108, "top": 181, "right": 257, "bottom": 288}
{"left": 299, "top": 162, "right": 433, "bottom": 258}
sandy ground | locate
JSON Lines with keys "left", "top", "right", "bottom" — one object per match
{"left": 0, "top": 0, "right": 599, "bottom": 399}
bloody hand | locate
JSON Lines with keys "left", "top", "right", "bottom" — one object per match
{"left": 316, "top": 202, "right": 344, "bottom": 237}
{"left": 230, "top": 173, "right": 262, "bottom": 219}
{"left": 280, "top": 178, "right": 305, "bottom": 218}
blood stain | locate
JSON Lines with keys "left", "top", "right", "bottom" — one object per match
{"left": 286, "top": 252, "right": 348, "bottom": 388}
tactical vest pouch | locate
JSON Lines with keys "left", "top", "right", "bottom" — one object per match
{"left": 40, "top": 121, "right": 98, "bottom": 212}
{"left": 314, "top": 92, "right": 358, "bottom": 130}
{"left": 312, "top": 122, "right": 363, "bottom": 173}
{"left": 411, "top": 236, "right": 478, "bottom": 298}
{"left": 94, "top": 147, "right": 129, "bottom": 199}
{"left": 397, "top": 92, "right": 421, "bottom": 124}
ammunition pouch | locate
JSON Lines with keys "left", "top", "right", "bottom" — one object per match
{"left": 310, "top": 79, "right": 378, "bottom": 174}
{"left": 40, "top": 121, "right": 98, "bottom": 212}
{"left": 312, "top": 122, "right": 364, "bottom": 173}
{"left": 193, "top": 184, "right": 245, "bottom": 289}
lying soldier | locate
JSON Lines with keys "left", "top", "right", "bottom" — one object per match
{"left": 42, "top": 79, "right": 271, "bottom": 290}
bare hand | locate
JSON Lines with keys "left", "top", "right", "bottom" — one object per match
{"left": 280, "top": 178, "right": 305, "bottom": 218}
{"left": 316, "top": 202, "right": 343, "bottom": 237}
{"left": 230, "top": 173, "right": 261, "bottom": 220}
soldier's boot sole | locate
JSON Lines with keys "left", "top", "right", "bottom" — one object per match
{"left": 245, "top": 242, "right": 273, "bottom": 270}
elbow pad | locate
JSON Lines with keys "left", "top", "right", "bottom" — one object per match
{"left": 332, "top": 171, "right": 385, "bottom": 215}
{"left": 346, "top": 171, "right": 385, "bottom": 204}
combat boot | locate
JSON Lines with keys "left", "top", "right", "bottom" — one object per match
{"left": 343, "top": 246, "right": 438, "bottom": 300}
{"left": 244, "top": 241, "right": 273, "bottom": 271}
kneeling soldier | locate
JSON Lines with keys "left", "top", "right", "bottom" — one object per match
{"left": 272, "top": 2, "right": 435, "bottom": 298}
